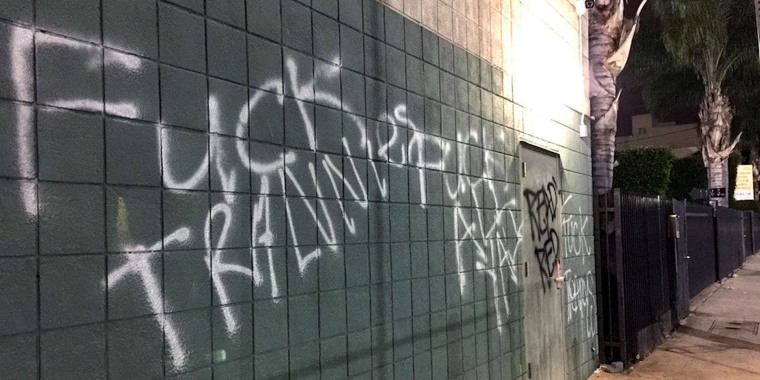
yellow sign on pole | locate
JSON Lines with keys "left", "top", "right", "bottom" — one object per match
{"left": 735, "top": 164, "right": 754, "bottom": 201}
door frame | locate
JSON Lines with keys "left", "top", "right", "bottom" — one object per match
{"left": 518, "top": 142, "right": 569, "bottom": 379}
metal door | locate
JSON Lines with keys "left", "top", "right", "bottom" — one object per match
{"left": 742, "top": 212, "right": 752, "bottom": 263}
{"left": 685, "top": 204, "right": 716, "bottom": 298}
{"left": 520, "top": 144, "right": 567, "bottom": 380}
{"left": 672, "top": 200, "right": 690, "bottom": 321}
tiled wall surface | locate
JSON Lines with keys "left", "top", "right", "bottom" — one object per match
{"left": 0, "top": 0, "right": 596, "bottom": 379}
{"left": 379, "top": 0, "right": 589, "bottom": 114}
{"left": 381, "top": 0, "right": 513, "bottom": 70}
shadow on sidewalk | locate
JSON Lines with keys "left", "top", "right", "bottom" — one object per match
{"left": 676, "top": 325, "right": 760, "bottom": 353}
{"left": 739, "top": 268, "right": 760, "bottom": 277}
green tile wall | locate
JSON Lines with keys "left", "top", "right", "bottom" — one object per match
{"left": 0, "top": 0, "right": 597, "bottom": 378}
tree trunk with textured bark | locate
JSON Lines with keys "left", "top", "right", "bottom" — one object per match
{"left": 699, "top": 87, "right": 741, "bottom": 207}
{"left": 589, "top": 0, "right": 647, "bottom": 194}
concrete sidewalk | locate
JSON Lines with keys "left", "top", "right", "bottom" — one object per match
{"left": 589, "top": 253, "right": 760, "bottom": 379}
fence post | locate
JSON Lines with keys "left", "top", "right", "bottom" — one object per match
{"left": 613, "top": 189, "right": 627, "bottom": 366}
{"left": 595, "top": 189, "right": 628, "bottom": 366}
{"left": 713, "top": 206, "right": 720, "bottom": 282}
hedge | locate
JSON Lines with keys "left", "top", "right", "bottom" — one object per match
{"left": 613, "top": 147, "right": 675, "bottom": 196}
{"left": 667, "top": 152, "right": 707, "bottom": 200}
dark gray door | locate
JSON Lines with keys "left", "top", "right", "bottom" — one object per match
{"left": 672, "top": 200, "right": 690, "bottom": 321}
{"left": 685, "top": 203, "right": 717, "bottom": 297}
{"left": 520, "top": 144, "right": 567, "bottom": 380}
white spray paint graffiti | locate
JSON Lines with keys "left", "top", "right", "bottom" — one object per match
{"left": 5, "top": 29, "right": 585, "bottom": 368}
{"left": 564, "top": 209, "right": 592, "bottom": 258}
{"left": 108, "top": 54, "right": 524, "bottom": 365}
{"left": 8, "top": 26, "right": 35, "bottom": 216}
{"left": 455, "top": 175, "right": 523, "bottom": 328}
{"left": 560, "top": 196, "right": 596, "bottom": 339}
{"left": 106, "top": 227, "right": 190, "bottom": 368}
{"left": 566, "top": 272, "right": 597, "bottom": 340}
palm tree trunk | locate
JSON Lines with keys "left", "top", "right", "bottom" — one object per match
{"left": 699, "top": 87, "right": 741, "bottom": 208}
{"left": 589, "top": 0, "right": 647, "bottom": 194}
{"left": 590, "top": 109, "right": 617, "bottom": 194}
{"left": 706, "top": 160, "right": 728, "bottom": 206}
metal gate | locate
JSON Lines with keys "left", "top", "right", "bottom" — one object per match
{"left": 596, "top": 191, "right": 681, "bottom": 366}
{"left": 685, "top": 204, "right": 716, "bottom": 298}
{"left": 596, "top": 191, "right": 626, "bottom": 366}
{"left": 754, "top": 213, "right": 760, "bottom": 253}
{"left": 715, "top": 207, "right": 743, "bottom": 279}
{"left": 672, "top": 200, "right": 690, "bottom": 321}
{"left": 597, "top": 191, "right": 759, "bottom": 368}
{"left": 744, "top": 211, "right": 754, "bottom": 260}
{"left": 618, "top": 194, "right": 674, "bottom": 362}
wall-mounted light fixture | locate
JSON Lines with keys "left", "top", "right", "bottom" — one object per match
{"left": 579, "top": 120, "right": 589, "bottom": 138}
{"left": 576, "top": 0, "right": 595, "bottom": 15}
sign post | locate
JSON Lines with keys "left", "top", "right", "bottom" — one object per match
{"left": 689, "top": 188, "right": 708, "bottom": 200}
{"left": 709, "top": 187, "right": 726, "bottom": 198}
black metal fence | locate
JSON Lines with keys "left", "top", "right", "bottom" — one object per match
{"left": 716, "top": 207, "right": 744, "bottom": 280}
{"left": 596, "top": 190, "right": 758, "bottom": 366}
{"left": 754, "top": 213, "right": 760, "bottom": 253}
{"left": 743, "top": 212, "right": 752, "bottom": 263}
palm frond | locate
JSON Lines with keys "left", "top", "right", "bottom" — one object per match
{"left": 640, "top": 68, "right": 702, "bottom": 120}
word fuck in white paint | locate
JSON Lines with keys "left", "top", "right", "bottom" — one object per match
{"left": 7, "top": 32, "right": 534, "bottom": 368}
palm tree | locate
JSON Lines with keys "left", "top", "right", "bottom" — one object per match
{"left": 725, "top": 58, "right": 760, "bottom": 200}
{"left": 589, "top": 0, "right": 649, "bottom": 194}
{"left": 650, "top": 0, "right": 757, "bottom": 207}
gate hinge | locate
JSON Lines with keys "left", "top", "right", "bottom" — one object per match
{"left": 524, "top": 262, "right": 528, "bottom": 277}
{"left": 528, "top": 362, "right": 532, "bottom": 378}
{"left": 522, "top": 162, "right": 527, "bottom": 177}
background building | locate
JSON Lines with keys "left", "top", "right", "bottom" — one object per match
{"left": 616, "top": 87, "right": 701, "bottom": 158}
{"left": 616, "top": 113, "right": 700, "bottom": 158}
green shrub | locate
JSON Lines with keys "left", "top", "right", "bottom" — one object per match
{"left": 613, "top": 147, "right": 675, "bottom": 196}
{"left": 666, "top": 152, "right": 707, "bottom": 200}
{"left": 665, "top": 151, "right": 758, "bottom": 209}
